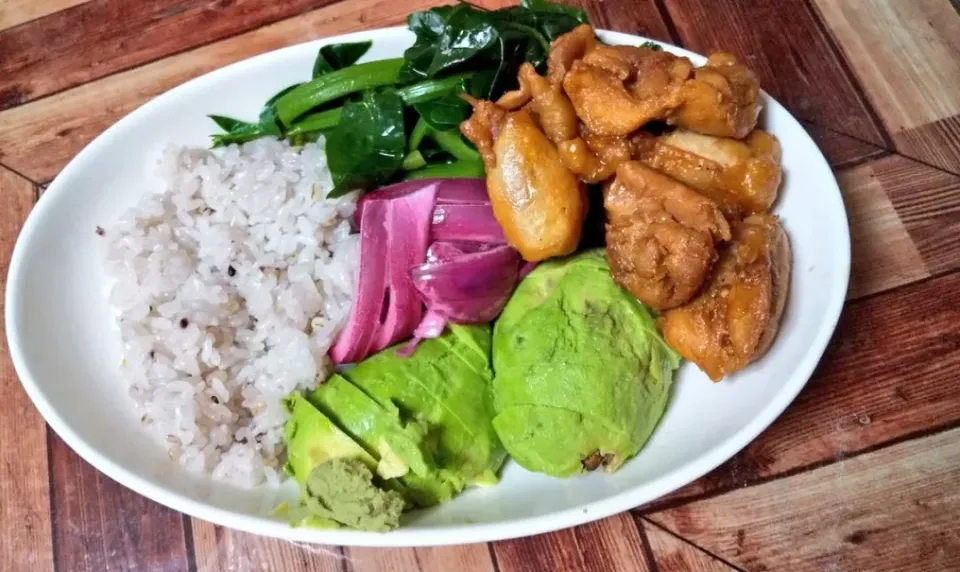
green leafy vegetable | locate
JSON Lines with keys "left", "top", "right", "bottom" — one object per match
{"left": 401, "top": 150, "right": 427, "bottom": 171}
{"left": 404, "top": 160, "right": 484, "bottom": 180}
{"left": 641, "top": 40, "right": 663, "bottom": 51}
{"left": 276, "top": 58, "right": 405, "bottom": 125}
{"left": 408, "top": 117, "right": 430, "bottom": 151}
{"left": 429, "top": 128, "right": 481, "bottom": 162}
{"left": 313, "top": 41, "right": 374, "bottom": 77}
{"left": 412, "top": 91, "right": 472, "bottom": 132}
{"left": 208, "top": 116, "right": 268, "bottom": 148}
{"left": 395, "top": 74, "right": 470, "bottom": 105}
{"left": 400, "top": 0, "right": 587, "bottom": 86}
{"left": 287, "top": 108, "right": 343, "bottom": 137}
{"left": 209, "top": 0, "right": 591, "bottom": 194}
{"left": 325, "top": 89, "right": 407, "bottom": 197}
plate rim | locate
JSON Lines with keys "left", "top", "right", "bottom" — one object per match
{"left": 5, "top": 26, "right": 851, "bottom": 547}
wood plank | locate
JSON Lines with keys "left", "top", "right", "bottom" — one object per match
{"left": 347, "top": 543, "right": 495, "bottom": 572}
{"left": 191, "top": 519, "right": 343, "bottom": 572}
{"left": 0, "top": 0, "right": 90, "bottom": 32}
{"left": 640, "top": 520, "right": 737, "bottom": 572}
{"left": 647, "top": 428, "right": 960, "bottom": 571}
{"left": 0, "top": 166, "right": 54, "bottom": 572}
{"left": 47, "top": 432, "right": 189, "bottom": 571}
{"left": 800, "top": 122, "right": 886, "bottom": 168}
{"left": 873, "top": 154, "right": 960, "bottom": 275}
{"left": 812, "top": 0, "right": 960, "bottom": 133}
{"left": 492, "top": 513, "right": 653, "bottom": 572}
{"left": 0, "top": 0, "right": 345, "bottom": 110}
{"left": 837, "top": 160, "right": 929, "bottom": 299}
{"left": 637, "top": 269, "right": 960, "bottom": 509}
{"left": 813, "top": 0, "right": 960, "bottom": 173}
{"left": 661, "top": 0, "right": 887, "bottom": 146}
{"left": 894, "top": 115, "right": 960, "bottom": 175}
{"left": 573, "top": 0, "right": 671, "bottom": 41}
{"left": 0, "top": 0, "right": 514, "bottom": 183}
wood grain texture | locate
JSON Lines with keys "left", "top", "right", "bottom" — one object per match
{"left": 572, "top": 0, "right": 671, "bottom": 41}
{"left": 838, "top": 161, "right": 929, "bottom": 298}
{"left": 0, "top": 0, "right": 513, "bottom": 183}
{"left": 894, "top": 115, "right": 960, "bottom": 175}
{"left": 0, "top": 0, "right": 89, "bottom": 31}
{"left": 0, "top": 166, "right": 53, "bottom": 572}
{"left": 0, "top": 0, "right": 345, "bottom": 110}
{"left": 813, "top": 0, "right": 960, "bottom": 173}
{"left": 812, "top": 0, "right": 960, "bottom": 132}
{"left": 661, "top": 0, "right": 886, "bottom": 146}
{"left": 638, "top": 269, "right": 960, "bottom": 509}
{"left": 648, "top": 427, "right": 960, "bottom": 571}
{"left": 874, "top": 154, "right": 960, "bottom": 275}
{"left": 47, "top": 432, "right": 189, "bottom": 571}
{"left": 800, "top": 122, "right": 887, "bottom": 168}
{"left": 641, "top": 520, "right": 737, "bottom": 572}
{"left": 192, "top": 520, "right": 343, "bottom": 572}
{"left": 346, "top": 543, "right": 495, "bottom": 572}
{"left": 492, "top": 513, "right": 653, "bottom": 572}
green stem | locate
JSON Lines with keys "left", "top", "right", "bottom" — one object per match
{"left": 506, "top": 22, "right": 550, "bottom": 54}
{"left": 287, "top": 108, "right": 343, "bottom": 136}
{"left": 401, "top": 150, "right": 427, "bottom": 171}
{"left": 408, "top": 117, "right": 429, "bottom": 152}
{"left": 397, "top": 74, "right": 471, "bottom": 105}
{"left": 275, "top": 58, "right": 404, "bottom": 125}
{"left": 430, "top": 129, "right": 481, "bottom": 163}
{"left": 404, "top": 160, "right": 485, "bottom": 180}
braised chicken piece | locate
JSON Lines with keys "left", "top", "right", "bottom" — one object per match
{"left": 668, "top": 52, "right": 761, "bottom": 138}
{"left": 605, "top": 161, "right": 730, "bottom": 310}
{"left": 461, "top": 104, "right": 586, "bottom": 262}
{"left": 459, "top": 99, "right": 507, "bottom": 169}
{"left": 557, "top": 130, "right": 633, "bottom": 183}
{"left": 659, "top": 214, "right": 790, "bottom": 381}
{"left": 638, "top": 129, "right": 782, "bottom": 218}
{"left": 563, "top": 45, "right": 694, "bottom": 136}
{"left": 496, "top": 63, "right": 579, "bottom": 145}
{"left": 546, "top": 23, "right": 598, "bottom": 86}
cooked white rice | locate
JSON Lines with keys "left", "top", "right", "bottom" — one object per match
{"left": 103, "top": 138, "right": 359, "bottom": 487}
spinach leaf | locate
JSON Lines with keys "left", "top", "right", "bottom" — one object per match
{"left": 400, "top": 0, "right": 586, "bottom": 86}
{"left": 325, "top": 89, "right": 406, "bottom": 198}
{"left": 519, "top": 0, "right": 588, "bottom": 35}
{"left": 313, "top": 41, "right": 374, "bottom": 77}
{"left": 521, "top": 0, "right": 588, "bottom": 19}
{"left": 641, "top": 40, "right": 663, "bottom": 51}
{"left": 398, "top": 7, "right": 456, "bottom": 83}
{"left": 208, "top": 115, "right": 268, "bottom": 148}
{"left": 209, "top": 82, "right": 303, "bottom": 146}
{"left": 427, "top": 5, "right": 500, "bottom": 76}
{"left": 412, "top": 90, "right": 472, "bottom": 132}
{"left": 265, "top": 83, "right": 303, "bottom": 107}
{"left": 259, "top": 84, "right": 302, "bottom": 138}
{"left": 209, "top": 115, "right": 253, "bottom": 133}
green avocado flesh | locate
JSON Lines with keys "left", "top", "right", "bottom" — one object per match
{"left": 492, "top": 250, "right": 681, "bottom": 477}
{"left": 282, "top": 324, "right": 505, "bottom": 531}
{"left": 302, "top": 458, "right": 405, "bottom": 533}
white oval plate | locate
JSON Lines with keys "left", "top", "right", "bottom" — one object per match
{"left": 5, "top": 27, "right": 849, "bottom": 546}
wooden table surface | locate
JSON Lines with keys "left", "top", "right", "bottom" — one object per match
{"left": 2, "top": 0, "right": 960, "bottom": 570}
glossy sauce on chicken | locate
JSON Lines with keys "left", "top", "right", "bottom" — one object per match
{"left": 605, "top": 162, "right": 730, "bottom": 310}
{"left": 459, "top": 24, "right": 790, "bottom": 381}
{"left": 462, "top": 103, "right": 586, "bottom": 262}
{"left": 658, "top": 214, "right": 790, "bottom": 381}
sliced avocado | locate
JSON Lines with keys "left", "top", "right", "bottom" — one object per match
{"left": 308, "top": 374, "right": 462, "bottom": 506}
{"left": 282, "top": 392, "right": 375, "bottom": 485}
{"left": 342, "top": 324, "right": 507, "bottom": 488}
